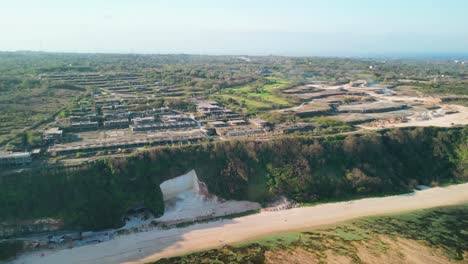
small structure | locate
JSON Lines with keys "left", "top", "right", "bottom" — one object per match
{"left": 228, "top": 119, "right": 248, "bottom": 126}
{"left": 103, "top": 110, "right": 130, "bottom": 120}
{"left": 130, "top": 120, "right": 197, "bottom": 132}
{"left": 216, "top": 126, "right": 265, "bottom": 137}
{"left": 225, "top": 128, "right": 264, "bottom": 137}
{"left": 48, "top": 131, "right": 205, "bottom": 156}
{"left": 196, "top": 102, "right": 226, "bottom": 116}
{"left": 132, "top": 116, "right": 155, "bottom": 125}
{"left": 31, "top": 149, "right": 41, "bottom": 157}
{"left": 69, "top": 114, "right": 99, "bottom": 122}
{"left": 67, "top": 121, "right": 99, "bottom": 131}
{"left": 0, "top": 152, "right": 32, "bottom": 166}
{"left": 193, "top": 99, "right": 242, "bottom": 119}
{"left": 43, "top": 127, "right": 63, "bottom": 143}
{"left": 208, "top": 121, "right": 228, "bottom": 128}
{"left": 103, "top": 119, "right": 129, "bottom": 129}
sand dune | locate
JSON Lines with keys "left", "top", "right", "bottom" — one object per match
{"left": 13, "top": 183, "right": 468, "bottom": 264}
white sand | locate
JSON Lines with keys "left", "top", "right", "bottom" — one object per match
{"left": 156, "top": 190, "right": 260, "bottom": 223}
{"left": 13, "top": 183, "right": 468, "bottom": 264}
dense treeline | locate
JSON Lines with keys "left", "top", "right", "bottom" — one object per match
{"left": 0, "top": 127, "right": 466, "bottom": 232}
{"left": 0, "top": 240, "right": 23, "bottom": 261}
{"left": 111, "top": 126, "right": 467, "bottom": 203}
{"left": 0, "top": 161, "right": 165, "bottom": 231}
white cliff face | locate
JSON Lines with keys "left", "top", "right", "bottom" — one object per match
{"left": 156, "top": 170, "right": 261, "bottom": 224}
{"left": 159, "top": 170, "right": 200, "bottom": 201}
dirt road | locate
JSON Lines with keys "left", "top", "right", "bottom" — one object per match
{"left": 13, "top": 183, "right": 468, "bottom": 264}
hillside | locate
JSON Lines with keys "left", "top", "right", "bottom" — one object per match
{"left": 0, "top": 126, "right": 467, "bottom": 233}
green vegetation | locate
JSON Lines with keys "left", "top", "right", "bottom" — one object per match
{"left": 0, "top": 53, "right": 103, "bottom": 146}
{"left": 0, "top": 240, "right": 23, "bottom": 261}
{"left": 356, "top": 205, "right": 468, "bottom": 260}
{"left": 0, "top": 127, "right": 466, "bottom": 233}
{"left": 405, "top": 82, "right": 468, "bottom": 96}
{"left": 214, "top": 94, "right": 270, "bottom": 112}
{"left": 258, "top": 111, "right": 298, "bottom": 124}
{"left": 0, "top": 161, "right": 165, "bottom": 231}
{"left": 0, "top": 52, "right": 467, "bottom": 236}
{"left": 1, "top": 52, "right": 466, "bottom": 148}
{"left": 212, "top": 77, "right": 296, "bottom": 114}
{"left": 0, "top": 77, "right": 84, "bottom": 147}
{"left": 4, "top": 131, "right": 42, "bottom": 151}
{"left": 311, "top": 117, "right": 355, "bottom": 134}
{"left": 153, "top": 204, "right": 468, "bottom": 263}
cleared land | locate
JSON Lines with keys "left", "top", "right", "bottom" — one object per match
{"left": 13, "top": 183, "right": 468, "bottom": 264}
{"left": 359, "top": 105, "right": 468, "bottom": 129}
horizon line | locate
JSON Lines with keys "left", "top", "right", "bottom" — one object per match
{"left": 2, "top": 50, "right": 468, "bottom": 60}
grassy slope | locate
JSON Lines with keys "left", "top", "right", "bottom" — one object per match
{"left": 0, "top": 86, "right": 84, "bottom": 145}
{"left": 212, "top": 78, "right": 295, "bottom": 113}
{"left": 0, "top": 127, "right": 466, "bottom": 233}
{"left": 153, "top": 204, "right": 468, "bottom": 263}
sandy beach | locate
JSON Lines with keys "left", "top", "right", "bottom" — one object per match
{"left": 13, "top": 183, "right": 468, "bottom": 264}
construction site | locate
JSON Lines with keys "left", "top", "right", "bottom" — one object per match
{"left": 1, "top": 50, "right": 468, "bottom": 264}
{"left": 1, "top": 72, "right": 467, "bottom": 168}
{"left": 280, "top": 80, "right": 468, "bottom": 129}
{"left": 4, "top": 76, "right": 466, "bottom": 256}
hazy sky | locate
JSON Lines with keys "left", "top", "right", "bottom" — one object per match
{"left": 1, "top": 0, "right": 467, "bottom": 56}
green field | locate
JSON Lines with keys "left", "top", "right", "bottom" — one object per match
{"left": 214, "top": 94, "right": 271, "bottom": 109}
{"left": 212, "top": 77, "right": 295, "bottom": 113}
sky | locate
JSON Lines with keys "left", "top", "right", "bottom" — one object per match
{"left": 1, "top": 0, "right": 467, "bottom": 56}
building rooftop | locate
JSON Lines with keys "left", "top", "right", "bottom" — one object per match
{"left": 229, "top": 119, "right": 248, "bottom": 125}
{"left": 44, "top": 127, "right": 63, "bottom": 135}
{"left": 47, "top": 130, "right": 205, "bottom": 153}
{"left": 210, "top": 121, "right": 227, "bottom": 125}
{"left": 0, "top": 152, "right": 31, "bottom": 159}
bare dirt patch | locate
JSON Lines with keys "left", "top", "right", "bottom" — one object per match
{"left": 355, "top": 236, "right": 454, "bottom": 264}
{"left": 265, "top": 248, "right": 320, "bottom": 264}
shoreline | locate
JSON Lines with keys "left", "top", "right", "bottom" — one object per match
{"left": 12, "top": 182, "right": 468, "bottom": 264}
